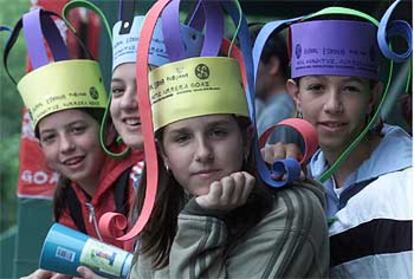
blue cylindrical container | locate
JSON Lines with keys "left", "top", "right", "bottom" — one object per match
{"left": 39, "top": 223, "right": 132, "bottom": 278}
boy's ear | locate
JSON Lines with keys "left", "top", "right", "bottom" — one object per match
{"left": 287, "top": 79, "right": 301, "bottom": 112}
{"left": 368, "top": 81, "right": 384, "bottom": 115}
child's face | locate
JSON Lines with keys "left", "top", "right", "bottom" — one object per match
{"left": 110, "top": 63, "right": 144, "bottom": 149}
{"left": 288, "top": 75, "right": 378, "bottom": 153}
{"left": 161, "top": 114, "right": 246, "bottom": 196}
{"left": 38, "top": 109, "right": 105, "bottom": 186}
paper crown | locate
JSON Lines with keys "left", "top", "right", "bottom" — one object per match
{"left": 112, "top": 15, "right": 204, "bottom": 70}
{"left": 149, "top": 57, "right": 248, "bottom": 131}
{"left": 290, "top": 20, "right": 380, "bottom": 80}
{"left": 18, "top": 60, "right": 107, "bottom": 128}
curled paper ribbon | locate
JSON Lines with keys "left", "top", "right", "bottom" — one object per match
{"left": 0, "top": 25, "right": 12, "bottom": 32}
{"left": 271, "top": 158, "right": 301, "bottom": 184}
{"left": 62, "top": 0, "right": 130, "bottom": 159}
{"left": 161, "top": 0, "right": 223, "bottom": 61}
{"left": 63, "top": 0, "right": 112, "bottom": 40}
{"left": 259, "top": 118, "right": 319, "bottom": 165}
{"left": 118, "top": 0, "right": 135, "bottom": 35}
{"left": 99, "top": 0, "right": 258, "bottom": 241}
{"left": 252, "top": 3, "right": 412, "bottom": 184}
{"left": 377, "top": 0, "right": 412, "bottom": 63}
{"left": 258, "top": 118, "right": 318, "bottom": 186}
{"left": 0, "top": 25, "right": 12, "bottom": 46}
{"left": 4, "top": 8, "right": 92, "bottom": 84}
{"left": 99, "top": 0, "right": 172, "bottom": 241}
{"left": 251, "top": 17, "right": 306, "bottom": 188}
{"left": 4, "top": 8, "right": 105, "bottom": 128}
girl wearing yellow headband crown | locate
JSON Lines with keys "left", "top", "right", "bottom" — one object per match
{"left": 78, "top": 0, "right": 329, "bottom": 277}
{"left": 72, "top": 1, "right": 329, "bottom": 278}
{"left": 6, "top": 8, "right": 144, "bottom": 279}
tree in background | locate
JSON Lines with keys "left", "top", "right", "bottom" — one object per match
{"left": 0, "top": 0, "right": 28, "bottom": 233}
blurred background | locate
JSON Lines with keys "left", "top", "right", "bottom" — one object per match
{"left": 0, "top": 0, "right": 411, "bottom": 278}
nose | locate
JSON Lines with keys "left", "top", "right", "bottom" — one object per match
{"left": 194, "top": 137, "right": 214, "bottom": 163}
{"left": 59, "top": 134, "right": 75, "bottom": 153}
{"left": 323, "top": 90, "right": 343, "bottom": 114}
{"left": 120, "top": 85, "right": 138, "bottom": 111}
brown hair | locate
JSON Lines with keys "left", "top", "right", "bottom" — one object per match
{"left": 53, "top": 176, "right": 71, "bottom": 222}
{"left": 132, "top": 116, "right": 273, "bottom": 269}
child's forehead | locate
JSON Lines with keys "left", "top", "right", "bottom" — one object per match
{"left": 165, "top": 115, "right": 235, "bottom": 130}
{"left": 300, "top": 75, "right": 368, "bottom": 84}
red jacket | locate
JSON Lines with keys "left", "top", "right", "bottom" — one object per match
{"left": 58, "top": 149, "right": 144, "bottom": 251}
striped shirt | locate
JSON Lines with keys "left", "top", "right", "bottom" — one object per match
{"left": 310, "top": 124, "right": 413, "bottom": 278}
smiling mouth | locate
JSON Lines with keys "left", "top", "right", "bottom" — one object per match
{"left": 123, "top": 118, "right": 141, "bottom": 127}
{"left": 62, "top": 156, "right": 85, "bottom": 166}
{"left": 319, "top": 122, "right": 347, "bottom": 129}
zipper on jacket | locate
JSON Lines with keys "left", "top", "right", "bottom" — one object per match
{"left": 85, "top": 202, "right": 104, "bottom": 241}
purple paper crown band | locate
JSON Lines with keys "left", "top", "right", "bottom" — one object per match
{"left": 290, "top": 20, "right": 379, "bottom": 80}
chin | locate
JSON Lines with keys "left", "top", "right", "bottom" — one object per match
{"left": 64, "top": 172, "right": 86, "bottom": 182}
{"left": 320, "top": 141, "right": 347, "bottom": 152}
{"left": 125, "top": 137, "right": 144, "bottom": 149}
{"left": 190, "top": 185, "right": 210, "bottom": 197}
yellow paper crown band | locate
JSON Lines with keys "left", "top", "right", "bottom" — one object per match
{"left": 149, "top": 57, "right": 249, "bottom": 131}
{"left": 17, "top": 60, "right": 108, "bottom": 128}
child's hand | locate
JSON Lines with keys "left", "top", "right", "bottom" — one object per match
{"left": 261, "top": 143, "right": 306, "bottom": 181}
{"left": 20, "top": 269, "right": 72, "bottom": 279}
{"left": 75, "top": 266, "right": 106, "bottom": 279}
{"left": 261, "top": 142, "right": 303, "bottom": 163}
{"left": 195, "top": 171, "right": 255, "bottom": 211}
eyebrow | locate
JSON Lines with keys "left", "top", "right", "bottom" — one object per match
{"left": 39, "top": 129, "right": 55, "bottom": 136}
{"left": 39, "top": 120, "right": 87, "bottom": 135}
{"left": 342, "top": 77, "right": 365, "bottom": 83}
{"left": 167, "top": 119, "right": 233, "bottom": 134}
{"left": 111, "top": 78, "right": 124, "bottom": 83}
{"left": 205, "top": 119, "right": 234, "bottom": 128}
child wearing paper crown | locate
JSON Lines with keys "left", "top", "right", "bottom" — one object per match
{"left": 105, "top": 13, "right": 204, "bottom": 151}
{"left": 5, "top": 8, "right": 144, "bottom": 279}
{"left": 125, "top": 61, "right": 329, "bottom": 278}
{"left": 92, "top": 6, "right": 206, "bottom": 198}
{"left": 93, "top": 1, "right": 329, "bottom": 278}
{"left": 259, "top": 3, "right": 412, "bottom": 278}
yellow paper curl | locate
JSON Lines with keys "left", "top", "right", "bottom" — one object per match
{"left": 149, "top": 57, "right": 248, "bottom": 131}
{"left": 18, "top": 60, "right": 108, "bottom": 128}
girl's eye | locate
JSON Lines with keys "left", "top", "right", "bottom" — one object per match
{"left": 174, "top": 134, "right": 190, "bottom": 143}
{"left": 306, "top": 84, "right": 324, "bottom": 92}
{"left": 343, "top": 85, "right": 361, "bottom": 93}
{"left": 210, "top": 128, "right": 228, "bottom": 138}
{"left": 71, "top": 126, "right": 86, "bottom": 134}
{"left": 111, "top": 87, "right": 125, "bottom": 97}
{"left": 40, "top": 134, "right": 55, "bottom": 145}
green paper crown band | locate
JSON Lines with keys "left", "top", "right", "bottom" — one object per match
{"left": 18, "top": 60, "right": 107, "bottom": 128}
{"left": 149, "top": 57, "right": 248, "bottom": 131}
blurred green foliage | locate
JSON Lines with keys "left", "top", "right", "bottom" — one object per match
{"left": 0, "top": 135, "right": 20, "bottom": 232}
{"left": 0, "top": 0, "right": 28, "bottom": 233}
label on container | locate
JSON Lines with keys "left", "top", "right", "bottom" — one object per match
{"left": 79, "top": 238, "right": 129, "bottom": 276}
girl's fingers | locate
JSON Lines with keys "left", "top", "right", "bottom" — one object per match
{"left": 229, "top": 172, "right": 246, "bottom": 204}
{"left": 219, "top": 176, "right": 236, "bottom": 204}
{"left": 240, "top": 172, "right": 255, "bottom": 203}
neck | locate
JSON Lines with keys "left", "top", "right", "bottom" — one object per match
{"left": 323, "top": 134, "right": 381, "bottom": 188}
{"left": 78, "top": 177, "right": 99, "bottom": 196}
